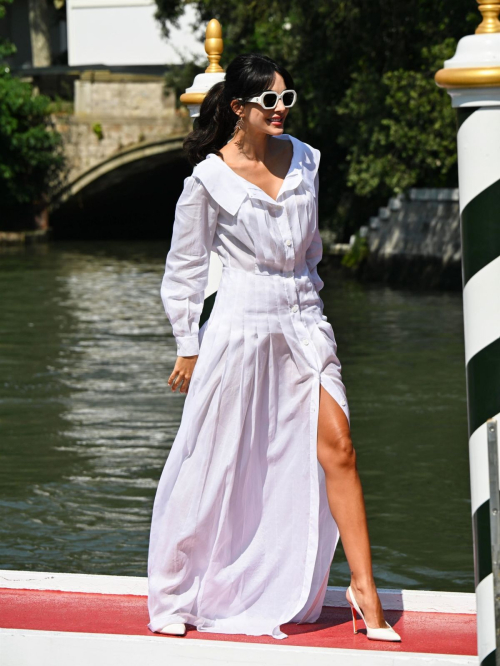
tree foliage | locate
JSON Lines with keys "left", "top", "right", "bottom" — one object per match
{"left": 0, "top": 0, "right": 66, "bottom": 211}
{"left": 155, "top": 0, "right": 479, "bottom": 237}
{"left": 0, "top": 0, "right": 15, "bottom": 61}
{"left": 336, "top": 40, "right": 460, "bottom": 198}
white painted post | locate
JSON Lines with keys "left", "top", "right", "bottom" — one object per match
{"left": 435, "top": 3, "right": 500, "bottom": 664}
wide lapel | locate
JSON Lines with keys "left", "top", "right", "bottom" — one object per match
{"left": 193, "top": 134, "right": 319, "bottom": 212}
{"left": 275, "top": 134, "right": 304, "bottom": 199}
{"left": 193, "top": 155, "right": 249, "bottom": 216}
{"left": 293, "top": 135, "right": 319, "bottom": 195}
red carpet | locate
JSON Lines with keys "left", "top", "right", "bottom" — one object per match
{"left": 0, "top": 588, "right": 477, "bottom": 655}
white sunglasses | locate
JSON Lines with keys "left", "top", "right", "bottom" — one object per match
{"left": 238, "top": 89, "right": 297, "bottom": 110}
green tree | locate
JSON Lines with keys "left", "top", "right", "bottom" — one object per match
{"left": 155, "top": 0, "right": 478, "bottom": 238}
{"left": 0, "top": 0, "right": 15, "bottom": 61}
{"left": 336, "top": 39, "right": 459, "bottom": 199}
{"left": 0, "top": 0, "right": 66, "bottom": 219}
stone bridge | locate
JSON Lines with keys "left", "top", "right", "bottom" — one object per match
{"left": 50, "top": 71, "right": 193, "bottom": 239}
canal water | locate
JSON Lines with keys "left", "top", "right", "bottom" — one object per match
{"left": 0, "top": 240, "right": 473, "bottom": 592}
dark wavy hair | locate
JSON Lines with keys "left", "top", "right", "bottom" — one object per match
{"left": 183, "top": 53, "right": 294, "bottom": 167}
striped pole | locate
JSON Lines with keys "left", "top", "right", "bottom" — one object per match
{"left": 436, "top": 2, "right": 500, "bottom": 664}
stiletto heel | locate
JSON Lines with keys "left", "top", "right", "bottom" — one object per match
{"left": 350, "top": 605, "right": 358, "bottom": 634}
{"left": 347, "top": 585, "right": 401, "bottom": 642}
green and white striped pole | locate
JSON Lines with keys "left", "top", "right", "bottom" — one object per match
{"left": 436, "top": 2, "right": 500, "bottom": 664}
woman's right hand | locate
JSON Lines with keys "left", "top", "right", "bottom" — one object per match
{"left": 168, "top": 355, "right": 198, "bottom": 394}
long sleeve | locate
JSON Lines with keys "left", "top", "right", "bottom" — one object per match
{"left": 305, "top": 170, "right": 325, "bottom": 293}
{"left": 160, "top": 175, "right": 218, "bottom": 357}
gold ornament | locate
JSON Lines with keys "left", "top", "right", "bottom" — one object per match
{"left": 476, "top": 0, "right": 500, "bottom": 34}
{"left": 435, "top": 0, "right": 500, "bottom": 88}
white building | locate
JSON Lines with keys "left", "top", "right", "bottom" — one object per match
{"left": 66, "top": 0, "right": 205, "bottom": 66}
{"left": 0, "top": 0, "right": 206, "bottom": 71}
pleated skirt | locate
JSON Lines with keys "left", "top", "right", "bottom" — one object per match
{"left": 147, "top": 264, "right": 349, "bottom": 639}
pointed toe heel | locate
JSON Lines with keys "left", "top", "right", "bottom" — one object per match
{"left": 158, "top": 622, "right": 186, "bottom": 635}
{"left": 347, "top": 585, "right": 401, "bottom": 642}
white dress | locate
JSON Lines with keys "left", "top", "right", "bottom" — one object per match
{"left": 147, "top": 133, "right": 350, "bottom": 640}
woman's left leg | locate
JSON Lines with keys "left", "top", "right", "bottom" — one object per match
{"left": 317, "top": 383, "right": 387, "bottom": 629}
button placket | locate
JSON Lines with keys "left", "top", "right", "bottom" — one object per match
{"left": 289, "top": 284, "right": 321, "bottom": 371}
{"left": 287, "top": 277, "right": 314, "bottom": 358}
{"left": 276, "top": 204, "right": 302, "bottom": 319}
{"left": 271, "top": 201, "right": 319, "bottom": 372}
{"left": 273, "top": 203, "right": 295, "bottom": 276}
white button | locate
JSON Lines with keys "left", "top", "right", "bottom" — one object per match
{"left": 302, "top": 338, "right": 309, "bottom": 346}
{"left": 291, "top": 304, "right": 298, "bottom": 313}
{"left": 285, "top": 239, "right": 292, "bottom": 246}
{"left": 341, "top": 400, "right": 346, "bottom": 406}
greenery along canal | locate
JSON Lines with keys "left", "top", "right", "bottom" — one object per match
{"left": 0, "top": 240, "right": 472, "bottom": 591}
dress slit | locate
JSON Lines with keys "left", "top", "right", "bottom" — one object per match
{"left": 287, "top": 371, "right": 345, "bottom": 627}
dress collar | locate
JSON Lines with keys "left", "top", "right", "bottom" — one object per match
{"left": 192, "top": 133, "right": 317, "bottom": 215}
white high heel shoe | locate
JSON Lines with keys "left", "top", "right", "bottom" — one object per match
{"left": 158, "top": 622, "right": 186, "bottom": 635}
{"left": 347, "top": 585, "right": 401, "bottom": 642}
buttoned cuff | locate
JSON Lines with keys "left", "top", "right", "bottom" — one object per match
{"left": 175, "top": 335, "right": 200, "bottom": 357}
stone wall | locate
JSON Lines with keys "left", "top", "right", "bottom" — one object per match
{"left": 357, "top": 188, "right": 462, "bottom": 289}
{"left": 53, "top": 72, "right": 191, "bottom": 184}
{"left": 74, "top": 74, "right": 177, "bottom": 119}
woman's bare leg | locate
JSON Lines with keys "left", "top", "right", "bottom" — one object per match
{"left": 317, "top": 383, "right": 386, "bottom": 628}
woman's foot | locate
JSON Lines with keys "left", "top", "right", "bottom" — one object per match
{"left": 346, "top": 579, "right": 387, "bottom": 629}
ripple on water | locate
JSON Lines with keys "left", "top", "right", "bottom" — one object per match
{"left": 0, "top": 242, "right": 473, "bottom": 590}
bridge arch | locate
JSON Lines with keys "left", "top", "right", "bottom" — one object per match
{"left": 50, "top": 136, "right": 191, "bottom": 240}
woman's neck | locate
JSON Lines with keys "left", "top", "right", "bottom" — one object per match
{"left": 229, "top": 130, "right": 280, "bottom": 164}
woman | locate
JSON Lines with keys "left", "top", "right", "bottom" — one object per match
{"left": 147, "top": 52, "right": 401, "bottom": 643}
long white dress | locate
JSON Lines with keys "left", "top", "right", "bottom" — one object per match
{"left": 147, "top": 133, "right": 350, "bottom": 640}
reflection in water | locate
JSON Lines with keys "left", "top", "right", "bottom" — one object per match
{"left": 0, "top": 241, "right": 472, "bottom": 590}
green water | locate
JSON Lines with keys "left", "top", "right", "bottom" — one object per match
{"left": 0, "top": 241, "right": 473, "bottom": 591}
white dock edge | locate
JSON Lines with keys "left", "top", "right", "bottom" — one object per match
{"left": 0, "top": 569, "right": 477, "bottom": 613}
{"left": 0, "top": 629, "right": 479, "bottom": 666}
{"left": 0, "top": 570, "right": 478, "bottom": 666}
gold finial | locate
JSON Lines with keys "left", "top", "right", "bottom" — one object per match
{"left": 205, "top": 19, "right": 224, "bottom": 73}
{"left": 179, "top": 19, "right": 225, "bottom": 108}
{"left": 476, "top": 0, "right": 500, "bottom": 33}
{"left": 435, "top": 0, "right": 500, "bottom": 89}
